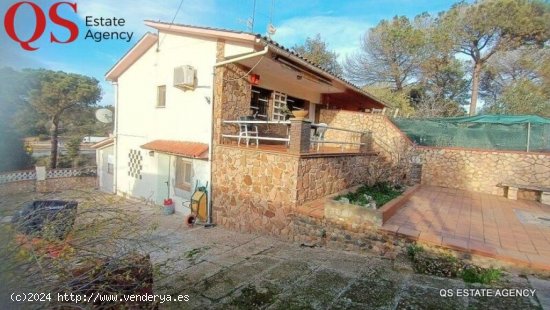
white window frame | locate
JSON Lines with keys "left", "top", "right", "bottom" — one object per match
{"left": 272, "top": 91, "right": 287, "bottom": 121}
{"left": 175, "top": 158, "right": 193, "bottom": 191}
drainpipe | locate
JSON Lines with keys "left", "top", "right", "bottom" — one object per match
{"left": 113, "top": 81, "right": 119, "bottom": 194}
{"left": 214, "top": 46, "right": 269, "bottom": 67}
{"left": 205, "top": 44, "right": 269, "bottom": 227}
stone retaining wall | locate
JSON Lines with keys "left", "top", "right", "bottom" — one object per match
{"left": 419, "top": 147, "right": 550, "bottom": 195}
{"left": 318, "top": 110, "right": 410, "bottom": 158}
{"left": 212, "top": 145, "right": 378, "bottom": 237}
{"left": 296, "top": 154, "right": 375, "bottom": 204}
{"left": 292, "top": 214, "right": 408, "bottom": 258}
{"left": 319, "top": 109, "right": 550, "bottom": 196}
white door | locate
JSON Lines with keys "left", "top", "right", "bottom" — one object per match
{"left": 156, "top": 154, "right": 170, "bottom": 205}
{"left": 100, "top": 151, "right": 114, "bottom": 193}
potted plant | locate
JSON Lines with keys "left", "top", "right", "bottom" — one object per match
{"left": 163, "top": 198, "right": 175, "bottom": 215}
{"left": 291, "top": 108, "right": 309, "bottom": 120}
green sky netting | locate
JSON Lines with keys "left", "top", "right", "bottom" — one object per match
{"left": 392, "top": 115, "right": 550, "bottom": 152}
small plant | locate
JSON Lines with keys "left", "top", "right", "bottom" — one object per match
{"left": 461, "top": 265, "right": 502, "bottom": 284}
{"left": 406, "top": 243, "right": 424, "bottom": 258}
{"left": 335, "top": 182, "right": 403, "bottom": 208}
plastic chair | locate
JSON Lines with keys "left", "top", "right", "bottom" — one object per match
{"left": 238, "top": 116, "right": 259, "bottom": 147}
{"left": 311, "top": 123, "right": 328, "bottom": 151}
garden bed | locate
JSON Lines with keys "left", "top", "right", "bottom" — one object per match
{"left": 325, "top": 184, "right": 420, "bottom": 227}
{"left": 334, "top": 183, "right": 404, "bottom": 209}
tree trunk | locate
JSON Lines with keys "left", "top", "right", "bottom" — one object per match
{"left": 470, "top": 62, "right": 483, "bottom": 116}
{"left": 50, "top": 119, "right": 59, "bottom": 169}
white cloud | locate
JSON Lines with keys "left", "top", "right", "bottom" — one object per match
{"left": 272, "top": 16, "right": 371, "bottom": 61}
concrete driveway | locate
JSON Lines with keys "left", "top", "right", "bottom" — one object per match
{"left": 0, "top": 189, "right": 547, "bottom": 309}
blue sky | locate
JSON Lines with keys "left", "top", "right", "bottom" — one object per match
{"left": 0, "top": 0, "right": 461, "bottom": 106}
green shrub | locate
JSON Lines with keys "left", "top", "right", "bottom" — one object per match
{"left": 407, "top": 243, "right": 424, "bottom": 258}
{"left": 336, "top": 182, "right": 403, "bottom": 208}
{"left": 411, "top": 251, "right": 462, "bottom": 278}
{"left": 461, "top": 265, "right": 501, "bottom": 284}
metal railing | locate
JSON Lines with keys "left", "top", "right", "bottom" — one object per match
{"left": 221, "top": 119, "right": 372, "bottom": 151}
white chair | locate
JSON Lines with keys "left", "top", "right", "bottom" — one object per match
{"left": 238, "top": 116, "right": 259, "bottom": 147}
{"left": 311, "top": 123, "right": 328, "bottom": 151}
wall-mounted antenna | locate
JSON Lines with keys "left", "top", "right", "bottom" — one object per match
{"left": 267, "top": 0, "right": 276, "bottom": 38}
{"left": 250, "top": 0, "right": 256, "bottom": 32}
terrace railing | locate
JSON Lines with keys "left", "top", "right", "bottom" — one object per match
{"left": 221, "top": 119, "right": 372, "bottom": 153}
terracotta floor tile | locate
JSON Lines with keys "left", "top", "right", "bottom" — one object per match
{"left": 442, "top": 236, "right": 469, "bottom": 251}
{"left": 380, "top": 224, "right": 399, "bottom": 234}
{"left": 397, "top": 227, "right": 421, "bottom": 240}
{"left": 381, "top": 185, "right": 550, "bottom": 270}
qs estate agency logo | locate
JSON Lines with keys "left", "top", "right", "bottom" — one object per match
{"left": 3, "top": 1, "right": 79, "bottom": 51}
{"left": 3, "top": 1, "right": 134, "bottom": 51}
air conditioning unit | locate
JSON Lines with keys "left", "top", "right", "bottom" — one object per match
{"left": 173, "top": 65, "right": 196, "bottom": 90}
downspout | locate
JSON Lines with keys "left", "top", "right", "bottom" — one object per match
{"left": 206, "top": 44, "right": 269, "bottom": 227}
{"left": 113, "top": 81, "right": 119, "bottom": 194}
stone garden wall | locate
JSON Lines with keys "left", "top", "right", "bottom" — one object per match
{"left": 296, "top": 154, "right": 376, "bottom": 205}
{"left": 419, "top": 147, "right": 550, "bottom": 195}
{"left": 318, "top": 110, "right": 410, "bottom": 158}
{"left": 319, "top": 109, "right": 550, "bottom": 196}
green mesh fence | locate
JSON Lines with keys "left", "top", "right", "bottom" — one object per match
{"left": 392, "top": 115, "right": 550, "bottom": 152}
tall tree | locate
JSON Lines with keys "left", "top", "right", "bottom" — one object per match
{"left": 481, "top": 49, "right": 550, "bottom": 115}
{"left": 28, "top": 70, "right": 101, "bottom": 168}
{"left": 0, "top": 67, "right": 33, "bottom": 172}
{"left": 344, "top": 16, "right": 424, "bottom": 91}
{"left": 292, "top": 34, "right": 343, "bottom": 76}
{"left": 412, "top": 13, "right": 469, "bottom": 117}
{"left": 440, "top": 0, "right": 550, "bottom": 115}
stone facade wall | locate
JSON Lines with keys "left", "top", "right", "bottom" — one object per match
{"left": 296, "top": 154, "right": 375, "bottom": 204}
{"left": 318, "top": 110, "right": 410, "bottom": 159}
{"left": 0, "top": 177, "right": 97, "bottom": 196}
{"left": 419, "top": 147, "right": 550, "bottom": 195}
{"left": 212, "top": 145, "right": 299, "bottom": 238}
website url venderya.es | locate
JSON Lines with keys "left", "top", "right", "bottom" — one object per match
{"left": 11, "top": 292, "right": 190, "bottom": 304}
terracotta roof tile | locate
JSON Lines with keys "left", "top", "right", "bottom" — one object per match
{"left": 140, "top": 140, "right": 208, "bottom": 159}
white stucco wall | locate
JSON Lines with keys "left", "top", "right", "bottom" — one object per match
{"left": 113, "top": 32, "right": 247, "bottom": 210}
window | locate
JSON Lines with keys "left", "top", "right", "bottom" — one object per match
{"left": 175, "top": 158, "right": 192, "bottom": 191}
{"left": 272, "top": 91, "right": 287, "bottom": 121}
{"left": 107, "top": 163, "right": 114, "bottom": 175}
{"left": 250, "top": 86, "right": 271, "bottom": 118}
{"left": 156, "top": 85, "right": 166, "bottom": 107}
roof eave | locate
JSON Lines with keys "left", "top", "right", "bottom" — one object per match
{"left": 105, "top": 32, "right": 158, "bottom": 82}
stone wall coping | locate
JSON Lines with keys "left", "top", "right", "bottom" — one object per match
{"left": 217, "top": 144, "right": 378, "bottom": 159}
{"left": 417, "top": 145, "right": 550, "bottom": 156}
{"left": 320, "top": 109, "right": 414, "bottom": 145}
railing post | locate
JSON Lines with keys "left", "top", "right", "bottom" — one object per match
{"left": 289, "top": 118, "right": 311, "bottom": 154}
{"left": 359, "top": 132, "right": 372, "bottom": 153}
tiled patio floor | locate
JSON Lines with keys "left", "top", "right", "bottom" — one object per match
{"left": 381, "top": 185, "right": 550, "bottom": 270}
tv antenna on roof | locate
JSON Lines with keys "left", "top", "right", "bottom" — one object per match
{"left": 267, "top": 0, "right": 276, "bottom": 38}
{"left": 95, "top": 108, "right": 113, "bottom": 123}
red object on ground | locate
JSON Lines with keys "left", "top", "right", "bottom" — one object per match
{"left": 163, "top": 198, "right": 173, "bottom": 206}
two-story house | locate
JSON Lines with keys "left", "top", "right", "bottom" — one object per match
{"left": 100, "top": 21, "right": 387, "bottom": 234}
